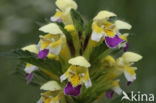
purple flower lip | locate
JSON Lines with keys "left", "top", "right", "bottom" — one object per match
{"left": 37, "top": 49, "right": 49, "bottom": 59}
{"left": 51, "top": 17, "right": 63, "bottom": 23}
{"left": 127, "top": 81, "right": 132, "bottom": 86}
{"left": 64, "top": 82, "right": 82, "bottom": 96}
{"left": 26, "top": 73, "right": 33, "bottom": 84}
{"left": 105, "top": 35, "right": 123, "bottom": 48}
{"left": 106, "top": 90, "right": 114, "bottom": 99}
{"left": 56, "top": 19, "right": 63, "bottom": 23}
{"left": 124, "top": 42, "right": 129, "bottom": 52}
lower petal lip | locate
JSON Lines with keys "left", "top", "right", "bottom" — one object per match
{"left": 105, "top": 35, "right": 123, "bottom": 48}
{"left": 26, "top": 73, "right": 33, "bottom": 84}
{"left": 106, "top": 90, "right": 114, "bottom": 99}
{"left": 64, "top": 82, "right": 82, "bottom": 96}
{"left": 37, "top": 49, "right": 49, "bottom": 59}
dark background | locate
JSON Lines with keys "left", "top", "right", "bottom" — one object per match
{"left": 0, "top": 0, "right": 156, "bottom": 102}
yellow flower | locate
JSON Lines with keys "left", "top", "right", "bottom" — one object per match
{"left": 22, "top": 44, "right": 39, "bottom": 74}
{"left": 68, "top": 56, "right": 91, "bottom": 68}
{"left": 22, "top": 44, "right": 38, "bottom": 54}
{"left": 91, "top": 10, "right": 132, "bottom": 43}
{"left": 117, "top": 52, "right": 142, "bottom": 82}
{"left": 51, "top": 0, "right": 78, "bottom": 25}
{"left": 40, "top": 81, "right": 61, "bottom": 91}
{"left": 91, "top": 10, "right": 117, "bottom": 42}
{"left": 112, "top": 80, "right": 123, "bottom": 95}
{"left": 65, "top": 24, "right": 76, "bottom": 37}
{"left": 56, "top": 0, "right": 77, "bottom": 12}
{"left": 39, "top": 23, "right": 63, "bottom": 35}
{"left": 38, "top": 81, "right": 63, "bottom": 103}
{"left": 38, "top": 23, "right": 71, "bottom": 59}
{"left": 115, "top": 20, "right": 132, "bottom": 30}
{"left": 60, "top": 56, "right": 92, "bottom": 88}
{"left": 24, "top": 63, "right": 38, "bottom": 74}
{"left": 93, "top": 10, "right": 116, "bottom": 23}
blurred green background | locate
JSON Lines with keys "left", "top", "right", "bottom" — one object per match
{"left": 0, "top": 0, "right": 156, "bottom": 103}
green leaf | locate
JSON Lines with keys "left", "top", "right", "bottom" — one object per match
{"left": 89, "top": 42, "right": 108, "bottom": 64}
{"left": 12, "top": 49, "right": 61, "bottom": 80}
{"left": 70, "top": 9, "right": 84, "bottom": 32}
{"left": 56, "top": 22, "right": 72, "bottom": 42}
{"left": 56, "top": 22, "right": 75, "bottom": 56}
{"left": 83, "top": 20, "right": 93, "bottom": 37}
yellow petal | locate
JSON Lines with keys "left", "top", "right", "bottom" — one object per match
{"left": 122, "top": 52, "right": 142, "bottom": 63}
{"left": 40, "top": 81, "right": 61, "bottom": 91}
{"left": 125, "top": 67, "right": 136, "bottom": 75}
{"left": 54, "top": 10, "right": 63, "bottom": 17}
{"left": 65, "top": 24, "right": 75, "bottom": 32}
{"left": 39, "top": 23, "right": 63, "bottom": 35}
{"left": 115, "top": 20, "right": 132, "bottom": 30}
{"left": 104, "top": 29, "right": 115, "bottom": 37}
{"left": 104, "top": 56, "right": 116, "bottom": 63}
{"left": 56, "top": 0, "right": 77, "bottom": 11}
{"left": 44, "top": 98, "right": 51, "bottom": 103}
{"left": 112, "top": 80, "right": 120, "bottom": 87}
{"left": 40, "top": 41, "right": 51, "bottom": 49}
{"left": 94, "top": 10, "right": 116, "bottom": 22}
{"left": 22, "top": 44, "right": 38, "bottom": 54}
{"left": 68, "top": 56, "right": 91, "bottom": 68}
{"left": 70, "top": 74, "right": 81, "bottom": 87}
{"left": 92, "top": 23, "right": 104, "bottom": 33}
{"left": 120, "top": 35, "right": 127, "bottom": 41}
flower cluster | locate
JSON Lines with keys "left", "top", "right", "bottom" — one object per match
{"left": 17, "top": 0, "right": 142, "bottom": 103}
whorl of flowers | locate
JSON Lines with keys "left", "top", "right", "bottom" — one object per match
{"left": 15, "top": 0, "right": 142, "bottom": 103}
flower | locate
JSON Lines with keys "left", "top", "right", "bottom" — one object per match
{"left": 17, "top": 0, "right": 143, "bottom": 102}
{"left": 112, "top": 80, "right": 123, "bottom": 95}
{"left": 22, "top": 44, "right": 39, "bottom": 54}
{"left": 64, "top": 82, "right": 81, "bottom": 96}
{"left": 22, "top": 45, "right": 39, "bottom": 83}
{"left": 51, "top": 0, "right": 78, "bottom": 25}
{"left": 40, "top": 81, "right": 61, "bottom": 91}
{"left": 105, "top": 35, "right": 123, "bottom": 48}
{"left": 117, "top": 52, "right": 142, "bottom": 82}
{"left": 105, "top": 80, "right": 123, "bottom": 99}
{"left": 60, "top": 56, "right": 92, "bottom": 96}
{"left": 38, "top": 81, "right": 63, "bottom": 103}
{"left": 24, "top": 63, "right": 38, "bottom": 74}
{"left": 37, "top": 49, "right": 49, "bottom": 59}
{"left": 38, "top": 23, "right": 71, "bottom": 60}
{"left": 38, "top": 23, "right": 65, "bottom": 55}
{"left": 91, "top": 10, "right": 132, "bottom": 49}
{"left": 105, "top": 90, "right": 114, "bottom": 99}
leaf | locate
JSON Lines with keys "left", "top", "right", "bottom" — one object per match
{"left": 12, "top": 49, "right": 61, "bottom": 79}
{"left": 70, "top": 9, "right": 84, "bottom": 32}
{"left": 83, "top": 20, "right": 93, "bottom": 37}
{"left": 56, "top": 22, "right": 73, "bottom": 42}
{"left": 56, "top": 22, "right": 75, "bottom": 56}
{"left": 89, "top": 42, "right": 108, "bottom": 64}
{"left": 81, "top": 20, "right": 93, "bottom": 51}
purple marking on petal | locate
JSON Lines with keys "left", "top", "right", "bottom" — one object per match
{"left": 56, "top": 19, "right": 63, "bottom": 23}
{"left": 124, "top": 42, "right": 129, "bottom": 52}
{"left": 64, "top": 82, "right": 82, "bottom": 96}
{"left": 106, "top": 90, "right": 114, "bottom": 99}
{"left": 26, "top": 73, "right": 33, "bottom": 84}
{"left": 105, "top": 35, "right": 124, "bottom": 48}
{"left": 127, "top": 81, "right": 132, "bottom": 86}
{"left": 37, "top": 49, "right": 49, "bottom": 59}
